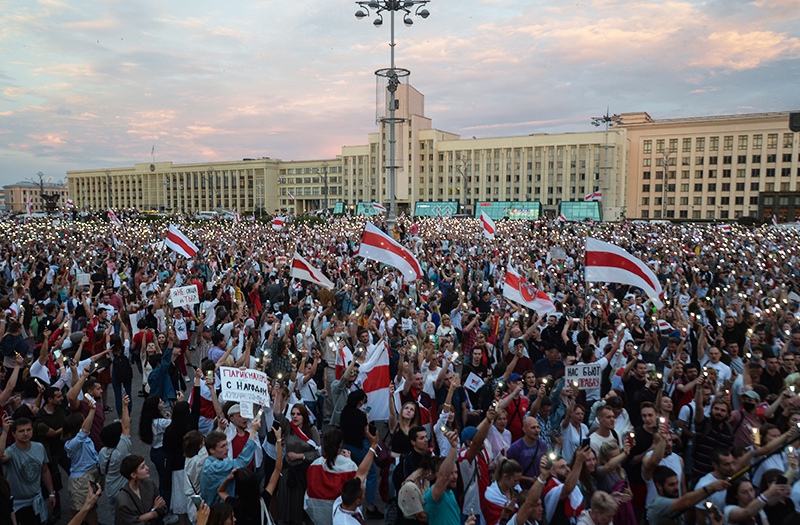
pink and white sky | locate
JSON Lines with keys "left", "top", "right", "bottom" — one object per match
{"left": 1, "top": 0, "right": 799, "bottom": 186}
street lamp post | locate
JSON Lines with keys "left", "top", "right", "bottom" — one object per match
{"left": 590, "top": 109, "right": 621, "bottom": 219}
{"left": 355, "top": 0, "right": 431, "bottom": 230}
{"left": 319, "top": 162, "right": 330, "bottom": 212}
{"left": 257, "top": 182, "right": 264, "bottom": 217}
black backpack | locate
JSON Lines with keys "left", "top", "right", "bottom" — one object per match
{"left": 112, "top": 351, "right": 133, "bottom": 384}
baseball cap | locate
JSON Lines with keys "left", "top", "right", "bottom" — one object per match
{"left": 508, "top": 373, "right": 522, "bottom": 382}
{"left": 461, "top": 426, "right": 478, "bottom": 443}
{"left": 742, "top": 391, "right": 761, "bottom": 402}
{"left": 227, "top": 404, "right": 242, "bottom": 417}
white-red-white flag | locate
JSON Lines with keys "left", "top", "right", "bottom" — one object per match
{"left": 271, "top": 216, "right": 285, "bottom": 231}
{"left": 290, "top": 252, "right": 334, "bottom": 290}
{"left": 557, "top": 213, "right": 567, "bottom": 223}
{"left": 165, "top": 224, "right": 199, "bottom": 258}
{"left": 66, "top": 198, "right": 74, "bottom": 207}
{"left": 585, "top": 191, "right": 603, "bottom": 202}
{"left": 503, "top": 264, "right": 556, "bottom": 315}
{"left": 372, "top": 202, "right": 387, "bottom": 214}
{"left": 718, "top": 224, "right": 731, "bottom": 233}
{"left": 772, "top": 214, "right": 779, "bottom": 227}
{"left": 480, "top": 211, "right": 496, "bottom": 240}
{"left": 356, "top": 340, "right": 391, "bottom": 421}
{"left": 288, "top": 191, "right": 295, "bottom": 201}
{"left": 108, "top": 208, "right": 123, "bottom": 228}
{"left": 585, "top": 237, "right": 663, "bottom": 309}
{"left": 232, "top": 207, "right": 240, "bottom": 224}
{"left": 657, "top": 319, "right": 674, "bottom": 333}
{"left": 26, "top": 198, "right": 33, "bottom": 216}
{"left": 357, "top": 222, "right": 422, "bottom": 281}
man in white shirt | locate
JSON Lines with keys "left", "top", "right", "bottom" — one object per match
{"left": 643, "top": 428, "right": 684, "bottom": 506}
{"left": 700, "top": 346, "right": 732, "bottom": 389}
{"left": 693, "top": 448, "right": 736, "bottom": 525}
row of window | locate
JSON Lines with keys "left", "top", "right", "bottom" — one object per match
{"left": 643, "top": 133, "right": 796, "bottom": 154}
{"left": 640, "top": 209, "right": 753, "bottom": 219}
{"left": 280, "top": 167, "right": 343, "bottom": 175}
{"left": 642, "top": 167, "right": 800, "bottom": 179}
{"left": 641, "top": 181, "right": 799, "bottom": 193}
{"left": 643, "top": 196, "right": 758, "bottom": 206}
{"left": 643, "top": 153, "right": 798, "bottom": 167}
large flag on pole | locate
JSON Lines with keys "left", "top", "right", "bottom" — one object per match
{"left": 585, "top": 237, "right": 663, "bottom": 309}
{"left": 357, "top": 222, "right": 422, "bottom": 281}
{"left": 372, "top": 202, "right": 387, "bottom": 214}
{"left": 271, "top": 216, "right": 285, "bottom": 231}
{"left": 584, "top": 191, "right": 603, "bottom": 202}
{"left": 290, "top": 252, "right": 334, "bottom": 290}
{"left": 356, "top": 340, "right": 391, "bottom": 421}
{"left": 165, "top": 224, "right": 199, "bottom": 258}
{"left": 108, "top": 208, "right": 123, "bottom": 228}
{"left": 503, "top": 264, "right": 556, "bottom": 315}
{"left": 480, "top": 212, "right": 496, "bottom": 240}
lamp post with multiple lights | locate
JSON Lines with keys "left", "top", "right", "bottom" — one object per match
{"left": 355, "top": 0, "right": 430, "bottom": 230}
{"left": 590, "top": 109, "right": 621, "bottom": 219}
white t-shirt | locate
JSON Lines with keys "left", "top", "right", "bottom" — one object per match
{"left": 589, "top": 430, "right": 622, "bottom": 457}
{"left": 693, "top": 472, "right": 726, "bottom": 513}
{"left": 700, "top": 359, "right": 732, "bottom": 388}
{"left": 644, "top": 451, "right": 682, "bottom": 506}
{"left": 562, "top": 422, "right": 590, "bottom": 464}
{"left": 332, "top": 496, "right": 364, "bottom": 525}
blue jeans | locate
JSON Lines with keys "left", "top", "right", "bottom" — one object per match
{"left": 344, "top": 440, "right": 378, "bottom": 506}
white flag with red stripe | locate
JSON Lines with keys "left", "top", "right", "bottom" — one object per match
{"left": 772, "top": 214, "right": 778, "bottom": 226}
{"left": 657, "top": 319, "right": 674, "bottom": 333}
{"left": 334, "top": 344, "right": 353, "bottom": 380}
{"left": 584, "top": 191, "right": 603, "bottom": 201}
{"left": 108, "top": 208, "right": 123, "bottom": 228}
{"left": 232, "top": 207, "right": 240, "bottom": 224}
{"left": 372, "top": 202, "right": 387, "bottom": 214}
{"left": 503, "top": 264, "right": 556, "bottom": 315}
{"left": 718, "top": 224, "right": 731, "bottom": 233}
{"left": 272, "top": 216, "right": 285, "bottom": 231}
{"left": 585, "top": 237, "right": 663, "bottom": 309}
{"left": 26, "top": 198, "right": 33, "bottom": 216}
{"left": 66, "top": 198, "right": 74, "bottom": 207}
{"left": 480, "top": 211, "right": 496, "bottom": 240}
{"left": 357, "top": 222, "right": 422, "bottom": 281}
{"left": 165, "top": 224, "right": 199, "bottom": 258}
{"left": 356, "top": 340, "right": 391, "bottom": 421}
{"left": 290, "top": 252, "right": 334, "bottom": 290}
{"left": 557, "top": 213, "right": 567, "bottom": 223}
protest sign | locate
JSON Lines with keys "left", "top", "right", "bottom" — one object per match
{"left": 565, "top": 363, "right": 602, "bottom": 390}
{"left": 170, "top": 285, "right": 199, "bottom": 308}
{"left": 464, "top": 372, "right": 484, "bottom": 393}
{"left": 77, "top": 273, "right": 91, "bottom": 287}
{"left": 220, "top": 367, "right": 271, "bottom": 419}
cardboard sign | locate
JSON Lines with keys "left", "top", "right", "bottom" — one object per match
{"left": 169, "top": 285, "right": 199, "bottom": 308}
{"left": 77, "top": 273, "right": 91, "bottom": 287}
{"left": 565, "top": 363, "right": 602, "bottom": 390}
{"left": 220, "top": 367, "right": 271, "bottom": 416}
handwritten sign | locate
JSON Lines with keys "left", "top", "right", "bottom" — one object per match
{"left": 220, "top": 367, "right": 271, "bottom": 418}
{"left": 565, "top": 363, "right": 602, "bottom": 390}
{"left": 169, "top": 285, "right": 199, "bottom": 308}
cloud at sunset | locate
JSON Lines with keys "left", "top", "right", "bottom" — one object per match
{"left": 0, "top": 0, "right": 797, "bottom": 184}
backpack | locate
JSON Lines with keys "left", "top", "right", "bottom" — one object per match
{"left": 112, "top": 351, "right": 133, "bottom": 384}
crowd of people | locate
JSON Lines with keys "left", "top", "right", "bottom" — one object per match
{"left": 0, "top": 212, "right": 799, "bottom": 525}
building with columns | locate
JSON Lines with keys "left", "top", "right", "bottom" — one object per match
{"left": 66, "top": 85, "right": 798, "bottom": 221}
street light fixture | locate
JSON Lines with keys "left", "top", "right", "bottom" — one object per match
{"left": 355, "top": 0, "right": 431, "bottom": 230}
{"left": 590, "top": 108, "right": 621, "bottom": 219}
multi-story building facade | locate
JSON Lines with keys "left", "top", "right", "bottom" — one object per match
{"left": 3, "top": 181, "right": 68, "bottom": 213}
{"left": 620, "top": 111, "right": 800, "bottom": 220}
{"left": 66, "top": 85, "right": 798, "bottom": 222}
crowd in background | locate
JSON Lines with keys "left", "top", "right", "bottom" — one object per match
{"left": 0, "top": 213, "right": 800, "bottom": 525}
